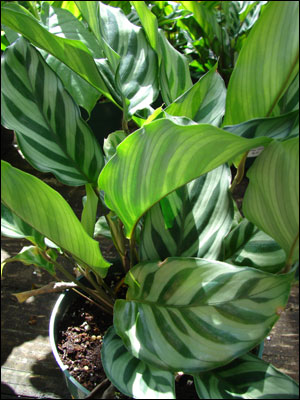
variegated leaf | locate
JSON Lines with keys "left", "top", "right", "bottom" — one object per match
{"left": 103, "top": 130, "right": 127, "bottom": 162}
{"left": 1, "top": 37, "right": 104, "bottom": 186}
{"left": 193, "top": 352, "right": 299, "bottom": 399}
{"left": 165, "top": 62, "right": 226, "bottom": 126}
{"left": 77, "top": 1, "right": 159, "bottom": 118}
{"left": 114, "top": 258, "right": 293, "bottom": 373}
{"left": 98, "top": 118, "right": 272, "bottom": 238}
{"left": 222, "top": 219, "right": 286, "bottom": 273}
{"left": 131, "top": 1, "right": 193, "bottom": 105}
{"left": 1, "top": 3, "right": 113, "bottom": 100}
{"left": 223, "top": 110, "right": 299, "bottom": 141}
{"left": 102, "top": 326, "right": 175, "bottom": 399}
{"left": 140, "top": 165, "right": 233, "bottom": 261}
{"left": 1, "top": 161, "right": 111, "bottom": 277}
{"left": 1, "top": 203, "right": 45, "bottom": 249}
{"left": 39, "top": 3, "right": 102, "bottom": 114}
{"left": 224, "top": 1, "right": 299, "bottom": 125}
{"left": 2, "top": 245, "right": 56, "bottom": 277}
{"left": 243, "top": 138, "right": 299, "bottom": 264}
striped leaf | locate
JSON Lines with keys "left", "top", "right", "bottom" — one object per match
{"left": 1, "top": 3, "right": 113, "bottom": 101}
{"left": 193, "top": 352, "right": 299, "bottom": 399}
{"left": 224, "top": 1, "right": 299, "bottom": 125}
{"left": 98, "top": 117, "right": 272, "bottom": 238}
{"left": 1, "top": 203, "right": 45, "bottom": 249}
{"left": 103, "top": 130, "right": 127, "bottom": 162}
{"left": 223, "top": 110, "right": 299, "bottom": 141}
{"left": 102, "top": 326, "right": 175, "bottom": 399}
{"left": 243, "top": 138, "right": 299, "bottom": 264}
{"left": 114, "top": 257, "right": 293, "bottom": 373}
{"left": 131, "top": 1, "right": 193, "bottom": 105}
{"left": 140, "top": 165, "right": 234, "bottom": 261}
{"left": 1, "top": 161, "right": 111, "bottom": 277}
{"left": 278, "top": 72, "right": 299, "bottom": 115}
{"left": 39, "top": 3, "right": 102, "bottom": 114}
{"left": 165, "top": 62, "right": 226, "bottom": 126}
{"left": 222, "top": 219, "right": 286, "bottom": 274}
{"left": 2, "top": 245, "right": 56, "bottom": 277}
{"left": 1, "top": 37, "right": 104, "bottom": 186}
{"left": 77, "top": 1, "right": 159, "bottom": 118}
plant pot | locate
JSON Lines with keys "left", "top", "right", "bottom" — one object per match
{"left": 49, "top": 287, "right": 91, "bottom": 399}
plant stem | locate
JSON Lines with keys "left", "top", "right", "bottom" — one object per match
{"left": 39, "top": 250, "right": 114, "bottom": 314}
{"left": 230, "top": 151, "right": 249, "bottom": 193}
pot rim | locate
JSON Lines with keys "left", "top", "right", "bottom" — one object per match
{"left": 49, "top": 290, "right": 91, "bottom": 396}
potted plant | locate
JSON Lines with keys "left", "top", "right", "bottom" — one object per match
{"left": 1, "top": 1, "right": 299, "bottom": 398}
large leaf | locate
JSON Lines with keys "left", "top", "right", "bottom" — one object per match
{"left": 1, "top": 37, "right": 104, "bottom": 186}
{"left": 223, "top": 110, "right": 299, "bottom": 141}
{"left": 140, "top": 164, "right": 233, "bottom": 261}
{"left": 1, "top": 3, "right": 113, "bottom": 101}
{"left": 131, "top": 1, "right": 193, "bottom": 105}
{"left": 165, "top": 62, "right": 226, "bottom": 126}
{"left": 224, "top": 1, "right": 299, "bottom": 125}
{"left": 1, "top": 161, "right": 111, "bottom": 277}
{"left": 193, "top": 352, "right": 299, "bottom": 399}
{"left": 77, "top": 1, "right": 159, "bottom": 118}
{"left": 98, "top": 118, "right": 272, "bottom": 238}
{"left": 222, "top": 219, "right": 286, "bottom": 273}
{"left": 243, "top": 138, "right": 299, "bottom": 264}
{"left": 114, "top": 258, "right": 293, "bottom": 373}
{"left": 102, "top": 326, "right": 175, "bottom": 399}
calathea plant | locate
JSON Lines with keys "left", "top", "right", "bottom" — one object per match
{"left": 1, "top": 1, "right": 299, "bottom": 398}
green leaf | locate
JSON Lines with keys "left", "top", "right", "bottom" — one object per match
{"left": 2, "top": 245, "right": 56, "bottom": 276}
{"left": 1, "top": 161, "right": 111, "bottom": 277}
{"left": 103, "top": 130, "right": 127, "bottom": 162}
{"left": 131, "top": 1, "right": 193, "bottom": 105}
{"left": 180, "top": 1, "right": 222, "bottom": 43}
{"left": 1, "top": 3, "right": 113, "bottom": 101}
{"left": 1, "top": 202, "right": 45, "bottom": 248}
{"left": 140, "top": 165, "right": 234, "bottom": 261}
{"left": 193, "top": 352, "right": 299, "bottom": 399}
{"left": 98, "top": 118, "right": 272, "bottom": 238}
{"left": 222, "top": 219, "right": 286, "bottom": 273}
{"left": 224, "top": 1, "right": 299, "bottom": 125}
{"left": 243, "top": 138, "right": 299, "bottom": 265}
{"left": 277, "top": 72, "right": 299, "bottom": 115}
{"left": 77, "top": 1, "right": 159, "bottom": 117}
{"left": 81, "top": 184, "right": 99, "bottom": 237}
{"left": 102, "top": 326, "right": 175, "bottom": 399}
{"left": 165, "top": 62, "right": 226, "bottom": 126}
{"left": 38, "top": 3, "right": 102, "bottom": 114}
{"left": 223, "top": 111, "right": 299, "bottom": 141}
{"left": 114, "top": 257, "right": 293, "bottom": 373}
{"left": 1, "top": 37, "right": 104, "bottom": 186}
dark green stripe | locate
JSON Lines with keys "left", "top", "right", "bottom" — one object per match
{"left": 214, "top": 303, "right": 267, "bottom": 324}
{"left": 3, "top": 94, "right": 49, "bottom": 139}
{"left": 157, "top": 268, "right": 194, "bottom": 304}
{"left": 152, "top": 306, "right": 198, "bottom": 361}
{"left": 4, "top": 62, "right": 34, "bottom": 102}
{"left": 182, "top": 310, "right": 241, "bottom": 344}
